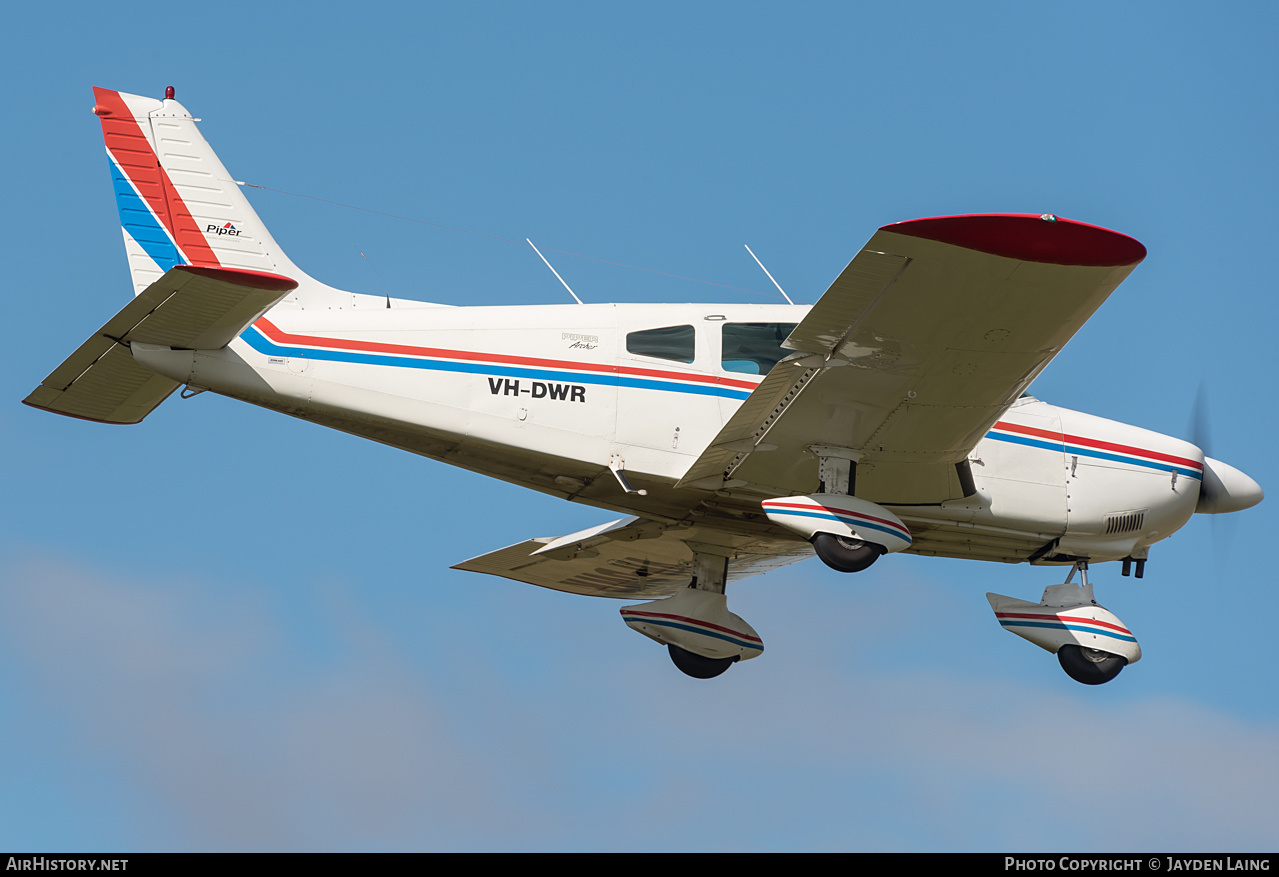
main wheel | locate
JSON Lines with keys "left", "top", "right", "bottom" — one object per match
{"left": 812, "top": 533, "right": 884, "bottom": 573}
{"left": 668, "top": 644, "right": 738, "bottom": 679}
{"left": 1057, "top": 644, "right": 1127, "bottom": 685}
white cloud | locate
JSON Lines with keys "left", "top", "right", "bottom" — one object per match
{"left": 0, "top": 554, "right": 1276, "bottom": 851}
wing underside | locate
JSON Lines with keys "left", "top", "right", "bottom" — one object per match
{"left": 453, "top": 516, "right": 811, "bottom": 598}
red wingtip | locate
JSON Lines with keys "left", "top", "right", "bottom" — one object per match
{"left": 880, "top": 213, "right": 1147, "bottom": 267}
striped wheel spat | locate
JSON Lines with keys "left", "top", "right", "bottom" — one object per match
{"left": 761, "top": 500, "right": 912, "bottom": 545}
{"left": 994, "top": 611, "right": 1137, "bottom": 644}
{"left": 620, "top": 608, "right": 764, "bottom": 652}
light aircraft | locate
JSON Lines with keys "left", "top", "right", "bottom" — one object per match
{"left": 26, "top": 87, "right": 1264, "bottom": 685}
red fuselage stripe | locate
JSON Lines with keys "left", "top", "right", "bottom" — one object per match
{"left": 992, "top": 420, "right": 1201, "bottom": 470}
{"left": 253, "top": 318, "right": 761, "bottom": 390}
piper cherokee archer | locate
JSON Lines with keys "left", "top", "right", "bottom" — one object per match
{"left": 26, "top": 87, "right": 1264, "bottom": 684}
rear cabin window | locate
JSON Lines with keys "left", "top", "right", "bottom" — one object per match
{"left": 721, "top": 322, "right": 799, "bottom": 374}
{"left": 626, "top": 325, "right": 695, "bottom": 363}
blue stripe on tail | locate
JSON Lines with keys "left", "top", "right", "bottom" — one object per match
{"left": 109, "top": 156, "right": 182, "bottom": 273}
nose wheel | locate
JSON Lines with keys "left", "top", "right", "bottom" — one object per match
{"left": 1057, "top": 644, "right": 1127, "bottom": 685}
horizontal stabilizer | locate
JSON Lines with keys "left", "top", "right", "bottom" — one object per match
{"left": 25, "top": 265, "right": 296, "bottom": 424}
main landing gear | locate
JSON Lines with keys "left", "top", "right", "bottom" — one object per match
{"left": 620, "top": 549, "right": 763, "bottom": 679}
{"left": 810, "top": 533, "right": 885, "bottom": 573}
{"left": 759, "top": 450, "right": 911, "bottom": 575}
{"left": 667, "top": 643, "right": 737, "bottom": 679}
{"left": 986, "top": 562, "right": 1141, "bottom": 686}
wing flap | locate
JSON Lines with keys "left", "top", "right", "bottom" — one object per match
{"left": 25, "top": 265, "right": 297, "bottom": 424}
{"left": 676, "top": 361, "right": 818, "bottom": 489}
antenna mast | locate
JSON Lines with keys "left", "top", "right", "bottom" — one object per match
{"left": 526, "top": 238, "right": 584, "bottom": 305}
{"left": 744, "top": 244, "right": 795, "bottom": 305}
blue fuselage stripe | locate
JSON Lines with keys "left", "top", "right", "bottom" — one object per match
{"left": 240, "top": 328, "right": 754, "bottom": 400}
{"left": 986, "top": 431, "right": 1202, "bottom": 480}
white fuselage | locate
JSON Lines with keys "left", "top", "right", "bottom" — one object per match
{"left": 132, "top": 294, "right": 1203, "bottom": 567}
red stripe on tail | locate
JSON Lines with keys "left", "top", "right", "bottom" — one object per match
{"left": 92, "top": 87, "right": 221, "bottom": 268}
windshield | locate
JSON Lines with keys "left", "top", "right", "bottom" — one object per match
{"left": 721, "top": 322, "right": 798, "bottom": 374}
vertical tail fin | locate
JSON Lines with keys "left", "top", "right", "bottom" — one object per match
{"left": 94, "top": 86, "right": 328, "bottom": 300}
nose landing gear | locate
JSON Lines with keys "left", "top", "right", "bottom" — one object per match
{"left": 987, "top": 562, "right": 1140, "bottom": 685}
{"left": 1057, "top": 644, "right": 1127, "bottom": 685}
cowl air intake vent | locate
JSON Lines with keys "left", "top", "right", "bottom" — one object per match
{"left": 1104, "top": 510, "right": 1146, "bottom": 535}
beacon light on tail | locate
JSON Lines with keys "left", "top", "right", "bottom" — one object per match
{"left": 26, "top": 86, "right": 1263, "bottom": 686}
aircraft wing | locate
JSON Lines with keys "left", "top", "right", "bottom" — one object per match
{"left": 25, "top": 265, "right": 296, "bottom": 424}
{"left": 677, "top": 214, "right": 1147, "bottom": 503}
{"left": 453, "top": 516, "right": 810, "bottom": 598}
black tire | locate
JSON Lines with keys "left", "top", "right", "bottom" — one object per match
{"left": 668, "top": 644, "right": 738, "bottom": 679}
{"left": 811, "top": 533, "right": 884, "bottom": 573}
{"left": 1057, "top": 644, "right": 1127, "bottom": 685}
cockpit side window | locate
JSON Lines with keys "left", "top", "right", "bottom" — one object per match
{"left": 626, "top": 325, "right": 695, "bottom": 363}
{"left": 721, "top": 322, "right": 799, "bottom": 374}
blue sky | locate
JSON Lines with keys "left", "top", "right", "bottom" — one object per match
{"left": 2, "top": 1, "right": 1277, "bottom": 852}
